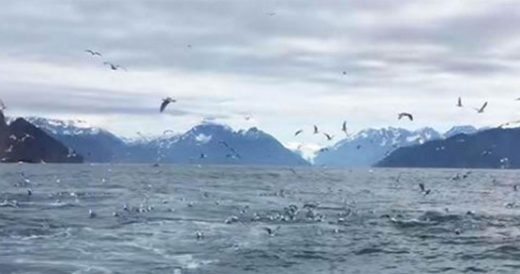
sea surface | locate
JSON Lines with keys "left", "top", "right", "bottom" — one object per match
{"left": 1, "top": 165, "right": 520, "bottom": 274}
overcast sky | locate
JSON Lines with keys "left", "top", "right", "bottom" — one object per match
{"left": 2, "top": 0, "right": 520, "bottom": 147}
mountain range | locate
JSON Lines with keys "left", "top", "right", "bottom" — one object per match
{"left": 26, "top": 117, "right": 308, "bottom": 166}
{"left": 377, "top": 127, "right": 520, "bottom": 169}
{"left": 0, "top": 114, "right": 82, "bottom": 163}
{"left": 22, "top": 116, "right": 513, "bottom": 168}
{"left": 313, "top": 125, "right": 479, "bottom": 167}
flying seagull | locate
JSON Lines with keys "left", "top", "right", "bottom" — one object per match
{"left": 85, "top": 49, "right": 102, "bottom": 56}
{"left": 341, "top": 121, "right": 348, "bottom": 136}
{"left": 103, "top": 62, "right": 125, "bottom": 71}
{"left": 160, "top": 97, "right": 176, "bottom": 113}
{"left": 323, "top": 133, "right": 334, "bottom": 141}
{"left": 457, "top": 97, "right": 463, "bottom": 107}
{"left": 398, "top": 113, "right": 413, "bottom": 121}
{"left": 313, "top": 125, "right": 319, "bottom": 134}
{"left": 475, "top": 102, "right": 488, "bottom": 114}
{"left": 294, "top": 129, "right": 303, "bottom": 136}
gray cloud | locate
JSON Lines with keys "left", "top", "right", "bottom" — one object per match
{"left": 1, "top": 0, "right": 520, "bottom": 139}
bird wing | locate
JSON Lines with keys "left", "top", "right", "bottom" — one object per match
{"left": 295, "top": 130, "right": 303, "bottom": 136}
{"left": 419, "top": 183, "right": 425, "bottom": 192}
{"left": 314, "top": 125, "right": 318, "bottom": 133}
{"left": 160, "top": 100, "right": 170, "bottom": 112}
{"left": 480, "top": 102, "right": 488, "bottom": 111}
{"left": 342, "top": 121, "right": 347, "bottom": 131}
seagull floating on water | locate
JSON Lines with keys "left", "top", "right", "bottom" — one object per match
{"left": 160, "top": 97, "right": 176, "bottom": 113}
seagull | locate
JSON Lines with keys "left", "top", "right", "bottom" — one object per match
{"left": 103, "top": 62, "right": 125, "bottom": 71}
{"left": 264, "top": 226, "right": 280, "bottom": 236}
{"left": 418, "top": 183, "right": 431, "bottom": 195}
{"left": 342, "top": 71, "right": 347, "bottom": 75}
{"left": 294, "top": 129, "right": 303, "bottom": 136}
{"left": 457, "top": 97, "right": 463, "bottom": 107}
{"left": 318, "top": 148, "right": 329, "bottom": 153}
{"left": 323, "top": 133, "right": 334, "bottom": 141}
{"left": 341, "top": 121, "right": 348, "bottom": 136}
{"left": 419, "top": 183, "right": 425, "bottom": 192}
{"left": 195, "top": 231, "right": 204, "bottom": 240}
{"left": 160, "top": 97, "right": 176, "bottom": 113}
{"left": 199, "top": 153, "right": 207, "bottom": 159}
{"left": 475, "top": 102, "right": 488, "bottom": 114}
{"left": 398, "top": 112, "right": 413, "bottom": 121}
{"left": 313, "top": 125, "right": 319, "bottom": 134}
{"left": 85, "top": 49, "right": 102, "bottom": 56}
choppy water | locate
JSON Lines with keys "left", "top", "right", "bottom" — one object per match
{"left": 1, "top": 165, "right": 520, "bottom": 273}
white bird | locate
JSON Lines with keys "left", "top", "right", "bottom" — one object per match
{"left": 160, "top": 97, "right": 176, "bottom": 113}
{"left": 398, "top": 113, "right": 413, "bottom": 121}
{"left": 475, "top": 102, "right": 488, "bottom": 113}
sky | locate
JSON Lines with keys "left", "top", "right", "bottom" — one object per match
{"left": 2, "top": 0, "right": 520, "bottom": 149}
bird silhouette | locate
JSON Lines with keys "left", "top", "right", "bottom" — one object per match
{"left": 85, "top": 49, "right": 102, "bottom": 56}
{"left": 341, "top": 121, "right": 348, "bottom": 136}
{"left": 475, "top": 102, "right": 488, "bottom": 113}
{"left": 313, "top": 125, "right": 319, "bottom": 134}
{"left": 457, "top": 97, "right": 463, "bottom": 107}
{"left": 398, "top": 113, "right": 413, "bottom": 121}
{"left": 323, "top": 133, "right": 334, "bottom": 141}
{"left": 160, "top": 97, "right": 176, "bottom": 113}
{"left": 294, "top": 129, "right": 303, "bottom": 136}
{"left": 103, "top": 62, "right": 125, "bottom": 71}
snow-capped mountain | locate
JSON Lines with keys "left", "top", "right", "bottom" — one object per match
{"left": 313, "top": 127, "right": 443, "bottom": 167}
{"left": 25, "top": 117, "right": 102, "bottom": 135}
{"left": 25, "top": 117, "right": 126, "bottom": 162}
{"left": 444, "top": 125, "right": 478, "bottom": 138}
{"left": 143, "top": 122, "right": 309, "bottom": 166}
{"left": 22, "top": 117, "right": 308, "bottom": 165}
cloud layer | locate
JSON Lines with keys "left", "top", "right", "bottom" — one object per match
{"left": 2, "top": 0, "right": 520, "bottom": 145}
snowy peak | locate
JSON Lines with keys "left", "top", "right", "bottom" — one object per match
{"left": 444, "top": 125, "right": 478, "bottom": 138}
{"left": 24, "top": 117, "right": 102, "bottom": 136}
{"left": 315, "top": 127, "right": 443, "bottom": 167}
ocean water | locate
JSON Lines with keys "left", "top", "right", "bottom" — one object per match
{"left": 1, "top": 165, "right": 520, "bottom": 274}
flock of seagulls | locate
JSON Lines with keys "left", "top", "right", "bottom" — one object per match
{"left": 84, "top": 49, "right": 125, "bottom": 71}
